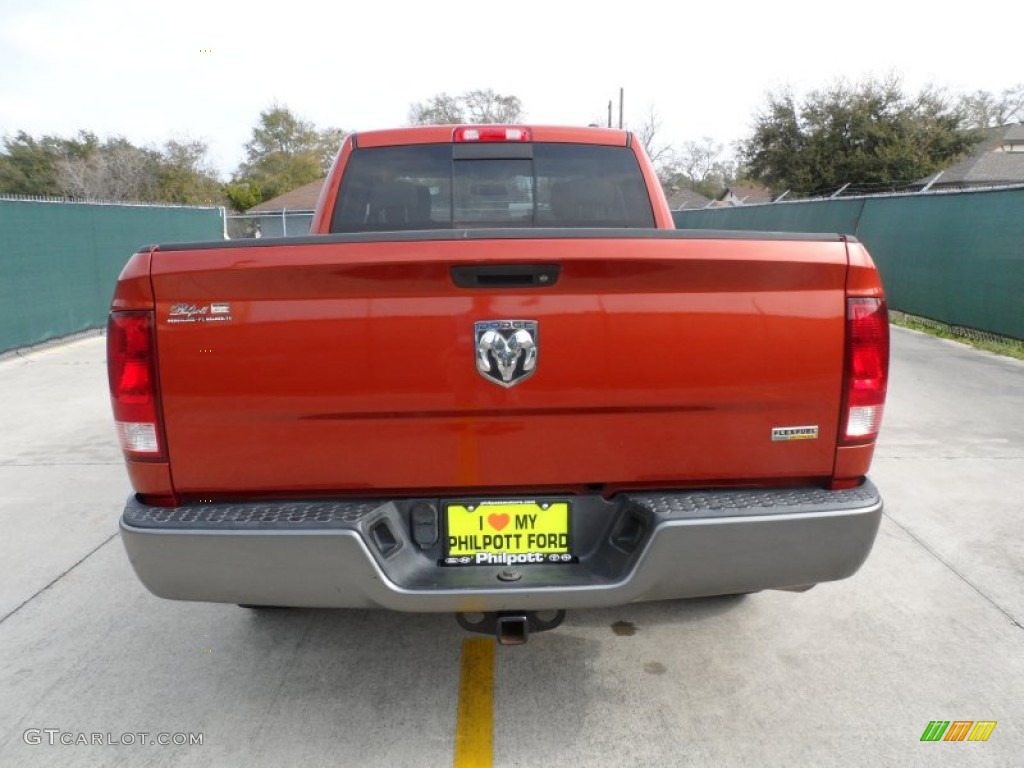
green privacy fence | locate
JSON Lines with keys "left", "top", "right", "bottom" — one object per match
{"left": 0, "top": 199, "right": 223, "bottom": 354}
{"left": 674, "top": 187, "right": 1024, "bottom": 340}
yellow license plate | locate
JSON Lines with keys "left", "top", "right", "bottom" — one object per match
{"left": 444, "top": 500, "right": 573, "bottom": 566}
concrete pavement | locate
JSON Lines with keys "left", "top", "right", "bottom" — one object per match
{"left": 0, "top": 328, "right": 1021, "bottom": 766}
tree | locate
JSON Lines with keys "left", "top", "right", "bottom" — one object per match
{"left": 672, "top": 138, "right": 737, "bottom": 199}
{"left": 462, "top": 89, "right": 523, "bottom": 123}
{"left": 740, "top": 76, "right": 984, "bottom": 197}
{"left": 632, "top": 105, "right": 676, "bottom": 181}
{"left": 408, "top": 89, "right": 524, "bottom": 125}
{"left": 409, "top": 93, "right": 463, "bottom": 125}
{"left": 1000, "top": 84, "right": 1024, "bottom": 123}
{"left": 0, "top": 130, "right": 97, "bottom": 196}
{"left": 56, "top": 137, "right": 161, "bottom": 200}
{"left": 232, "top": 104, "right": 348, "bottom": 207}
{"left": 57, "top": 137, "right": 225, "bottom": 203}
{"left": 1, "top": 129, "right": 226, "bottom": 204}
{"left": 156, "top": 139, "right": 224, "bottom": 205}
{"left": 959, "top": 84, "right": 1024, "bottom": 128}
{"left": 628, "top": 106, "right": 737, "bottom": 197}
{"left": 315, "top": 127, "right": 349, "bottom": 172}
{"left": 224, "top": 181, "right": 261, "bottom": 212}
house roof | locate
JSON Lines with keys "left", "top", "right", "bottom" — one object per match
{"left": 664, "top": 187, "right": 712, "bottom": 210}
{"left": 923, "top": 123, "right": 1024, "bottom": 188}
{"left": 936, "top": 152, "right": 1024, "bottom": 186}
{"left": 1003, "top": 124, "right": 1024, "bottom": 142}
{"left": 250, "top": 179, "right": 325, "bottom": 213}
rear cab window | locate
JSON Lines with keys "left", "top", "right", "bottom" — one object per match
{"left": 330, "top": 142, "right": 655, "bottom": 232}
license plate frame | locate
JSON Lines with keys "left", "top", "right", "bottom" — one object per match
{"left": 442, "top": 499, "right": 574, "bottom": 567}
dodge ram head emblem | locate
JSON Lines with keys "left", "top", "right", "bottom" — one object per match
{"left": 475, "top": 320, "right": 538, "bottom": 387}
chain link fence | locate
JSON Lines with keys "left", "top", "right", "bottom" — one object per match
{"left": 225, "top": 211, "right": 314, "bottom": 239}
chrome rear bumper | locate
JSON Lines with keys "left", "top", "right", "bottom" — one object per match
{"left": 119, "top": 482, "right": 882, "bottom": 611}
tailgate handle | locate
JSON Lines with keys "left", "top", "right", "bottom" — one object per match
{"left": 451, "top": 264, "right": 560, "bottom": 289}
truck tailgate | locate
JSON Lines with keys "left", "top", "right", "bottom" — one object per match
{"left": 149, "top": 232, "right": 849, "bottom": 495}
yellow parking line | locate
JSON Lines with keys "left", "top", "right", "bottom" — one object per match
{"left": 453, "top": 637, "right": 495, "bottom": 768}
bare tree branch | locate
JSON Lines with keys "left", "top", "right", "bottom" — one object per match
{"left": 408, "top": 89, "right": 524, "bottom": 125}
{"left": 632, "top": 105, "right": 676, "bottom": 180}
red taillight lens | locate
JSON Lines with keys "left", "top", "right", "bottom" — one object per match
{"left": 453, "top": 126, "right": 531, "bottom": 143}
{"left": 841, "top": 298, "right": 889, "bottom": 444}
{"left": 107, "top": 311, "right": 165, "bottom": 459}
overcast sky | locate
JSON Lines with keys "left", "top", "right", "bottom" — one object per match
{"left": 0, "top": 0, "right": 1018, "bottom": 179}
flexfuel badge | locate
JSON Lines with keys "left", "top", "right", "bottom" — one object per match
{"left": 772, "top": 425, "right": 819, "bottom": 441}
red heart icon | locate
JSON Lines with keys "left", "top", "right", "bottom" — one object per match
{"left": 488, "top": 513, "right": 510, "bottom": 531}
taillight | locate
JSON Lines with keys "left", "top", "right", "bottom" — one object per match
{"left": 107, "top": 310, "right": 165, "bottom": 460}
{"left": 841, "top": 298, "right": 889, "bottom": 445}
{"left": 453, "top": 126, "right": 531, "bottom": 142}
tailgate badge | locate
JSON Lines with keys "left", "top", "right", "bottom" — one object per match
{"left": 167, "top": 302, "right": 232, "bottom": 324}
{"left": 772, "top": 426, "right": 819, "bottom": 441}
{"left": 475, "top": 320, "right": 538, "bottom": 387}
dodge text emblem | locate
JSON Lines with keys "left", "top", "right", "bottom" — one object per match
{"left": 474, "top": 320, "right": 538, "bottom": 387}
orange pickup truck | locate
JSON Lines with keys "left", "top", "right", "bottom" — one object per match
{"left": 108, "top": 125, "right": 888, "bottom": 644}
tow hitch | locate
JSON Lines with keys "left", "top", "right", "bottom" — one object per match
{"left": 456, "top": 610, "right": 567, "bottom": 645}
